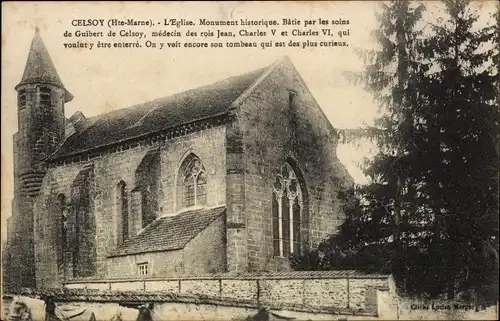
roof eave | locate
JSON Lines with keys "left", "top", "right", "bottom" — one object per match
{"left": 14, "top": 81, "right": 73, "bottom": 104}
{"left": 107, "top": 207, "right": 226, "bottom": 259}
{"left": 107, "top": 246, "right": 184, "bottom": 258}
{"left": 65, "top": 89, "right": 74, "bottom": 103}
{"left": 49, "top": 111, "right": 235, "bottom": 162}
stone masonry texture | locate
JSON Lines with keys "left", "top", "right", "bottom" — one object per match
{"left": 63, "top": 274, "right": 390, "bottom": 313}
{"left": 5, "top": 82, "right": 68, "bottom": 288}
{"left": 11, "top": 55, "right": 355, "bottom": 289}
{"left": 235, "top": 59, "right": 353, "bottom": 272}
{"left": 33, "top": 126, "right": 227, "bottom": 287}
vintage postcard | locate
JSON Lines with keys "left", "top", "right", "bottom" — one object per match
{"left": 1, "top": 1, "right": 498, "bottom": 320}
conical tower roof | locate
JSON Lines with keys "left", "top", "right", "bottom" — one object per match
{"left": 16, "top": 27, "right": 73, "bottom": 102}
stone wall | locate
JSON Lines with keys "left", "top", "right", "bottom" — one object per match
{"left": 224, "top": 120, "right": 248, "bottom": 273}
{"left": 236, "top": 58, "right": 354, "bottom": 272}
{"left": 106, "top": 214, "right": 227, "bottom": 278}
{"left": 107, "top": 249, "right": 184, "bottom": 279}
{"left": 34, "top": 126, "right": 227, "bottom": 287}
{"left": 64, "top": 272, "right": 388, "bottom": 312}
{"left": 6, "top": 82, "right": 68, "bottom": 289}
{"left": 5, "top": 273, "right": 497, "bottom": 320}
{"left": 5, "top": 284, "right": 497, "bottom": 321}
{"left": 183, "top": 214, "right": 227, "bottom": 275}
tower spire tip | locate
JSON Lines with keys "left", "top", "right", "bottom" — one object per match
{"left": 35, "top": 26, "right": 39, "bottom": 33}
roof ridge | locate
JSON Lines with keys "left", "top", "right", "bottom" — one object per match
{"left": 52, "top": 58, "right": 288, "bottom": 160}
{"left": 70, "top": 60, "right": 277, "bottom": 131}
{"left": 230, "top": 57, "right": 286, "bottom": 109}
{"left": 128, "top": 65, "right": 273, "bottom": 129}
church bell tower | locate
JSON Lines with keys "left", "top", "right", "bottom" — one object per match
{"left": 4, "top": 27, "right": 73, "bottom": 288}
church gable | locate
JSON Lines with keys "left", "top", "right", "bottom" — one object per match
{"left": 235, "top": 56, "right": 338, "bottom": 142}
{"left": 227, "top": 57, "right": 353, "bottom": 272}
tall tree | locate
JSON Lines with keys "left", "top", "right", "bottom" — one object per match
{"left": 421, "top": 0, "right": 499, "bottom": 302}
{"left": 340, "top": 0, "right": 428, "bottom": 290}
{"left": 293, "top": 0, "right": 428, "bottom": 287}
{"left": 291, "top": 0, "right": 499, "bottom": 305}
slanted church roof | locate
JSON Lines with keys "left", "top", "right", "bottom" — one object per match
{"left": 51, "top": 59, "right": 281, "bottom": 160}
{"left": 108, "top": 206, "right": 226, "bottom": 257}
{"left": 16, "top": 27, "right": 73, "bottom": 102}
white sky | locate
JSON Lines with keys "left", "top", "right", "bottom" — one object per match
{"left": 1, "top": 1, "right": 496, "bottom": 242}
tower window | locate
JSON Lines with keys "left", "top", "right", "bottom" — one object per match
{"left": 40, "top": 87, "right": 51, "bottom": 105}
{"left": 18, "top": 90, "right": 26, "bottom": 110}
{"left": 272, "top": 163, "right": 303, "bottom": 257}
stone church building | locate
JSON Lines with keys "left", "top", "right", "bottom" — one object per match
{"left": 3, "top": 29, "right": 353, "bottom": 289}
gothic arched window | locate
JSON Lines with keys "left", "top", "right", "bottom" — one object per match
{"left": 18, "top": 89, "right": 26, "bottom": 110}
{"left": 134, "top": 150, "right": 161, "bottom": 229}
{"left": 116, "top": 181, "right": 129, "bottom": 244}
{"left": 272, "top": 163, "right": 303, "bottom": 257}
{"left": 57, "top": 194, "right": 68, "bottom": 266}
{"left": 39, "top": 86, "right": 52, "bottom": 106}
{"left": 178, "top": 154, "right": 207, "bottom": 209}
{"left": 71, "top": 165, "right": 96, "bottom": 277}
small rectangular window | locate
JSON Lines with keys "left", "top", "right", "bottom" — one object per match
{"left": 137, "top": 262, "right": 148, "bottom": 276}
{"left": 18, "top": 90, "right": 27, "bottom": 109}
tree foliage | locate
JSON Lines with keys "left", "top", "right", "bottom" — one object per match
{"left": 292, "top": 0, "right": 499, "bottom": 306}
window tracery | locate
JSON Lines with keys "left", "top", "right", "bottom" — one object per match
{"left": 181, "top": 156, "right": 207, "bottom": 208}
